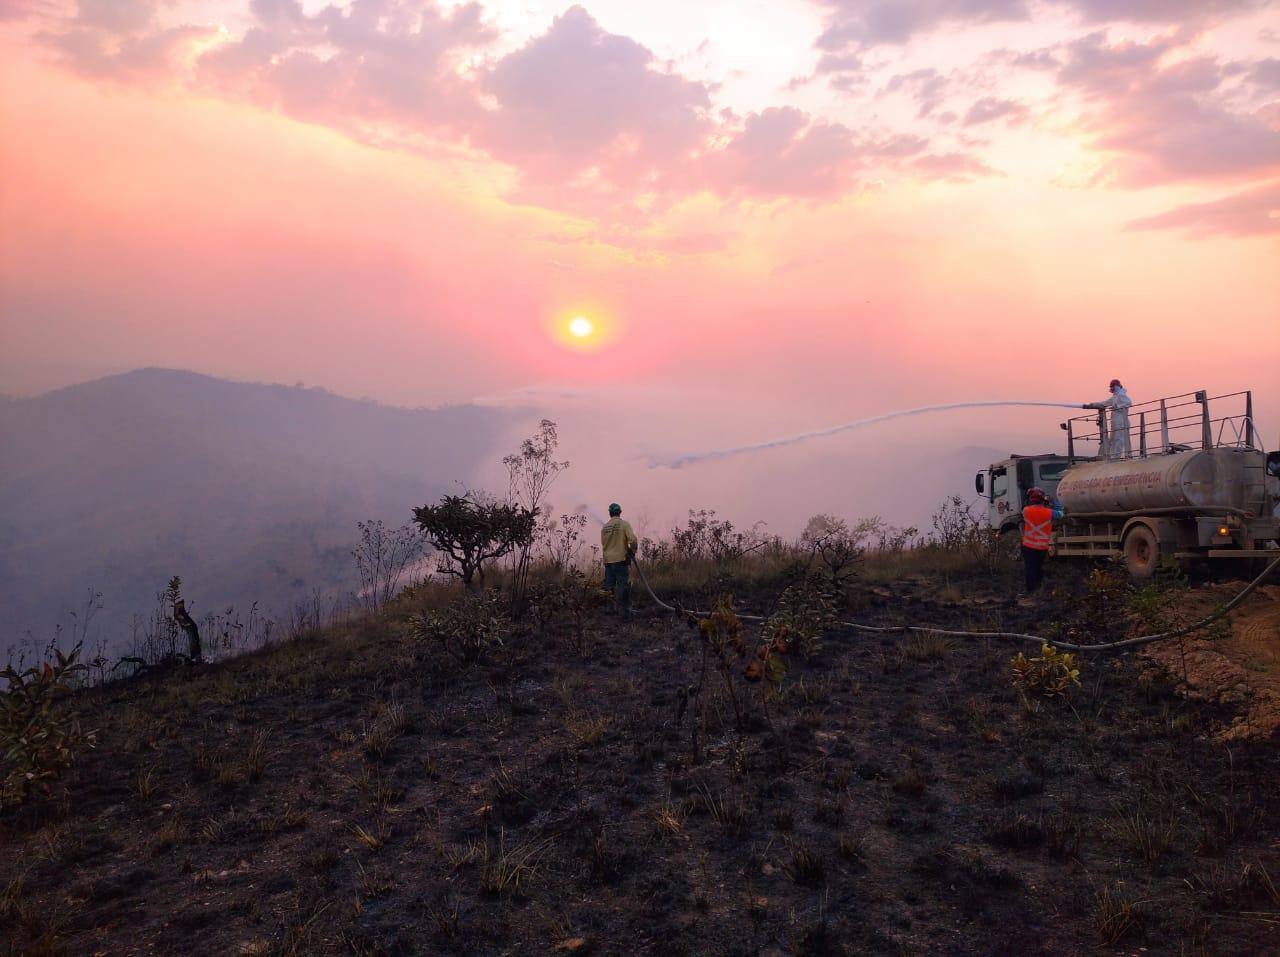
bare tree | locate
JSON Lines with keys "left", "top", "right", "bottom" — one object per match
{"left": 352, "top": 520, "right": 424, "bottom": 612}
{"left": 173, "top": 598, "right": 203, "bottom": 662}
{"left": 504, "top": 420, "right": 568, "bottom": 602}
{"left": 801, "top": 514, "right": 884, "bottom": 587}
{"left": 541, "top": 512, "right": 588, "bottom": 571}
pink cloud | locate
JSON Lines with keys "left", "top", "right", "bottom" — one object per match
{"left": 1127, "top": 180, "right": 1280, "bottom": 236}
{"left": 30, "top": 0, "right": 1224, "bottom": 221}
{"left": 40, "top": 22, "right": 216, "bottom": 79}
{"left": 702, "top": 107, "right": 860, "bottom": 198}
{"left": 0, "top": 0, "right": 46, "bottom": 19}
{"left": 1054, "top": 33, "right": 1280, "bottom": 185}
{"left": 813, "top": 0, "right": 1271, "bottom": 50}
{"left": 882, "top": 68, "right": 950, "bottom": 118}
{"left": 911, "top": 151, "right": 996, "bottom": 180}
{"left": 817, "top": 1, "right": 1030, "bottom": 50}
{"left": 962, "top": 96, "right": 1029, "bottom": 125}
{"left": 1068, "top": 0, "right": 1269, "bottom": 22}
{"left": 1250, "top": 57, "right": 1280, "bottom": 88}
{"left": 187, "top": 4, "right": 975, "bottom": 205}
{"left": 72, "top": 0, "right": 156, "bottom": 33}
{"left": 477, "top": 6, "right": 711, "bottom": 185}
{"left": 195, "top": 0, "right": 491, "bottom": 131}
{"left": 806, "top": 50, "right": 865, "bottom": 94}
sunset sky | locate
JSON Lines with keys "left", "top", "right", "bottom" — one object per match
{"left": 2, "top": 0, "right": 1278, "bottom": 527}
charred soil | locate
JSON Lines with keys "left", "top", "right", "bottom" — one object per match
{"left": 3, "top": 565, "right": 1279, "bottom": 956}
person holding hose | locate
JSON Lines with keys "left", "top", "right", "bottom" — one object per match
{"left": 1084, "top": 379, "right": 1133, "bottom": 459}
{"left": 601, "top": 503, "right": 638, "bottom": 620}
{"left": 1021, "top": 487, "right": 1063, "bottom": 596}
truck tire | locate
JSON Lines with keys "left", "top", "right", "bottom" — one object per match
{"left": 1123, "top": 525, "right": 1159, "bottom": 581}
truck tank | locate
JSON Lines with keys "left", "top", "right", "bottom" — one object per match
{"left": 1055, "top": 448, "right": 1258, "bottom": 514}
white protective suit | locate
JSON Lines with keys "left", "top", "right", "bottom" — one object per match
{"left": 1085, "top": 387, "right": 1133, "bottom": 458}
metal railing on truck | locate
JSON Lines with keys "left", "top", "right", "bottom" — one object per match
{"left": 1061, "top": 390, "right": 1262, "bottom": 464}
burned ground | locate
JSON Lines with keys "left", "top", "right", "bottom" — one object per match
{"left": 3, "top": 563, "right": 1278, "bottom": 956}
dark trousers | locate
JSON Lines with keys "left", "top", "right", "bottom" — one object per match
{"left": 604, "top": 561, "right": 631, "bottom": 618}
{"left": 1022, "top": 546, "right": 1048, "bottom": 593}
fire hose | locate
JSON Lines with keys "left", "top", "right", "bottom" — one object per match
{"left": 629, "top": 554, "right": 1280, "bottom": 655}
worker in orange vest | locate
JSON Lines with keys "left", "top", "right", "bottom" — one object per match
{"left": 1021, "top": 487, "right": 1062, "bottom": 594}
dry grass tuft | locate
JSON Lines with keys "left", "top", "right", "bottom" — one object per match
{"left": 349, "top": 819, "right": 391, "bottom": 852}
{"left": 1092, "top": 882, "right": 1142, "bottom": 945}
{"left": 1112, "top": 801, "right": 1178, "bottom": 864}
{"left": 478, "top": 829, "right": 552, "bottom": 898}
{"left": 781, "top": 839, "right": 827, "bottom": 886}
{"left": 653, "top": 802, "right": 687, "bottom": 838}
{"left": 565, "top": 711, "right": 609, "bottom": 747}
{"left": 901, "top": 633, "right": 952, "bottom": 662}
{"left": 835, "top": 830, "right": 866, "bottom": 861}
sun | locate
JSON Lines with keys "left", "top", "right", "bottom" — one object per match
{"left": 550, "top": 309, "right": 614, "bottom": 351}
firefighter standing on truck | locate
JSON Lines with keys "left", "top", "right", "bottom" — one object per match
{"left": 1021, "top": 487, "right": 1062, "bottom": 595}
{"left": 601, "top": 503, "right": 638, "bottom": 620}
{"left": 1084, "top": 379, "right": 1134, "bottom": 459}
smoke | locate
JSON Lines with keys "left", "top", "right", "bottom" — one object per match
{"left": 579, "top": 504, "right": 608, "bottom": 525}
{"left": 654, "top": 401, "right": 1082, "bottom": 469}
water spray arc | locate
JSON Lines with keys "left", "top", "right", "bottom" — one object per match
{"left": 655, "top": 400, "right": 1082, "bottom": 469}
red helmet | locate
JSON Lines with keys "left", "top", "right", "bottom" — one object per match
{"left": 1027, "top": 487, "right": 1048, "bottom": 505}
{"left": 1109, "top": 378, "right": 1122, "bottom": 389}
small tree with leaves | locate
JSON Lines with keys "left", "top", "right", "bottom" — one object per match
{"left": 413, "top": 493, "right": 536, "bottom": 589}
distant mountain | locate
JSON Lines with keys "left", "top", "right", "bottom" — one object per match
{"left": 0, "top": 369, "right": 517, "bottom": 657}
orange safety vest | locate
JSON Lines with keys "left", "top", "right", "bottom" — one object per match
{"left": 1021, "top": 504, "right": 1054, "bottom": 551}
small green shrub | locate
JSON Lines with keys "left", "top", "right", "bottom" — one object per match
{"left": 761, "top": 575, "right": 838, "bottom": 659}
{"left": 411, "top": 591, "right": 511, "bottom": 666}
{"left": 1010, "top": 644, "right": 1081, "bottom": 700}
{"left": 1084, "top": 568, "right": 1130, "bottom": 622}
{"left": 2, "top": 646, "right": 97, "bottom": 806}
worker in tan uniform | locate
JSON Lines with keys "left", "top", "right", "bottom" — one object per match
{"left": 601, "top": 503, "right": 638, "bottom": 620}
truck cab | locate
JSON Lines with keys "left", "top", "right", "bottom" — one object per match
{"left": 975, "top": 455, "right": 1073, "bottom": 537}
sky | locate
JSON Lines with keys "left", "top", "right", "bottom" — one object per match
{"left": 1, "top": 0, "right": 1278, "bottom": 530}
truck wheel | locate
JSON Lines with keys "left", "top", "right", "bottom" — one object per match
{"left": 1123, "top": 525, "right": 1159, "bottom": 581}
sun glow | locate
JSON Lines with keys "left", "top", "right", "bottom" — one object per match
{"left": 546, "top": 308, "right": 619, "bottom": 353}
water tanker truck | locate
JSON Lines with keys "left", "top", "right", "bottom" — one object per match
{"left": 975, "top": 390, "right": 1280, "bottom": 579}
